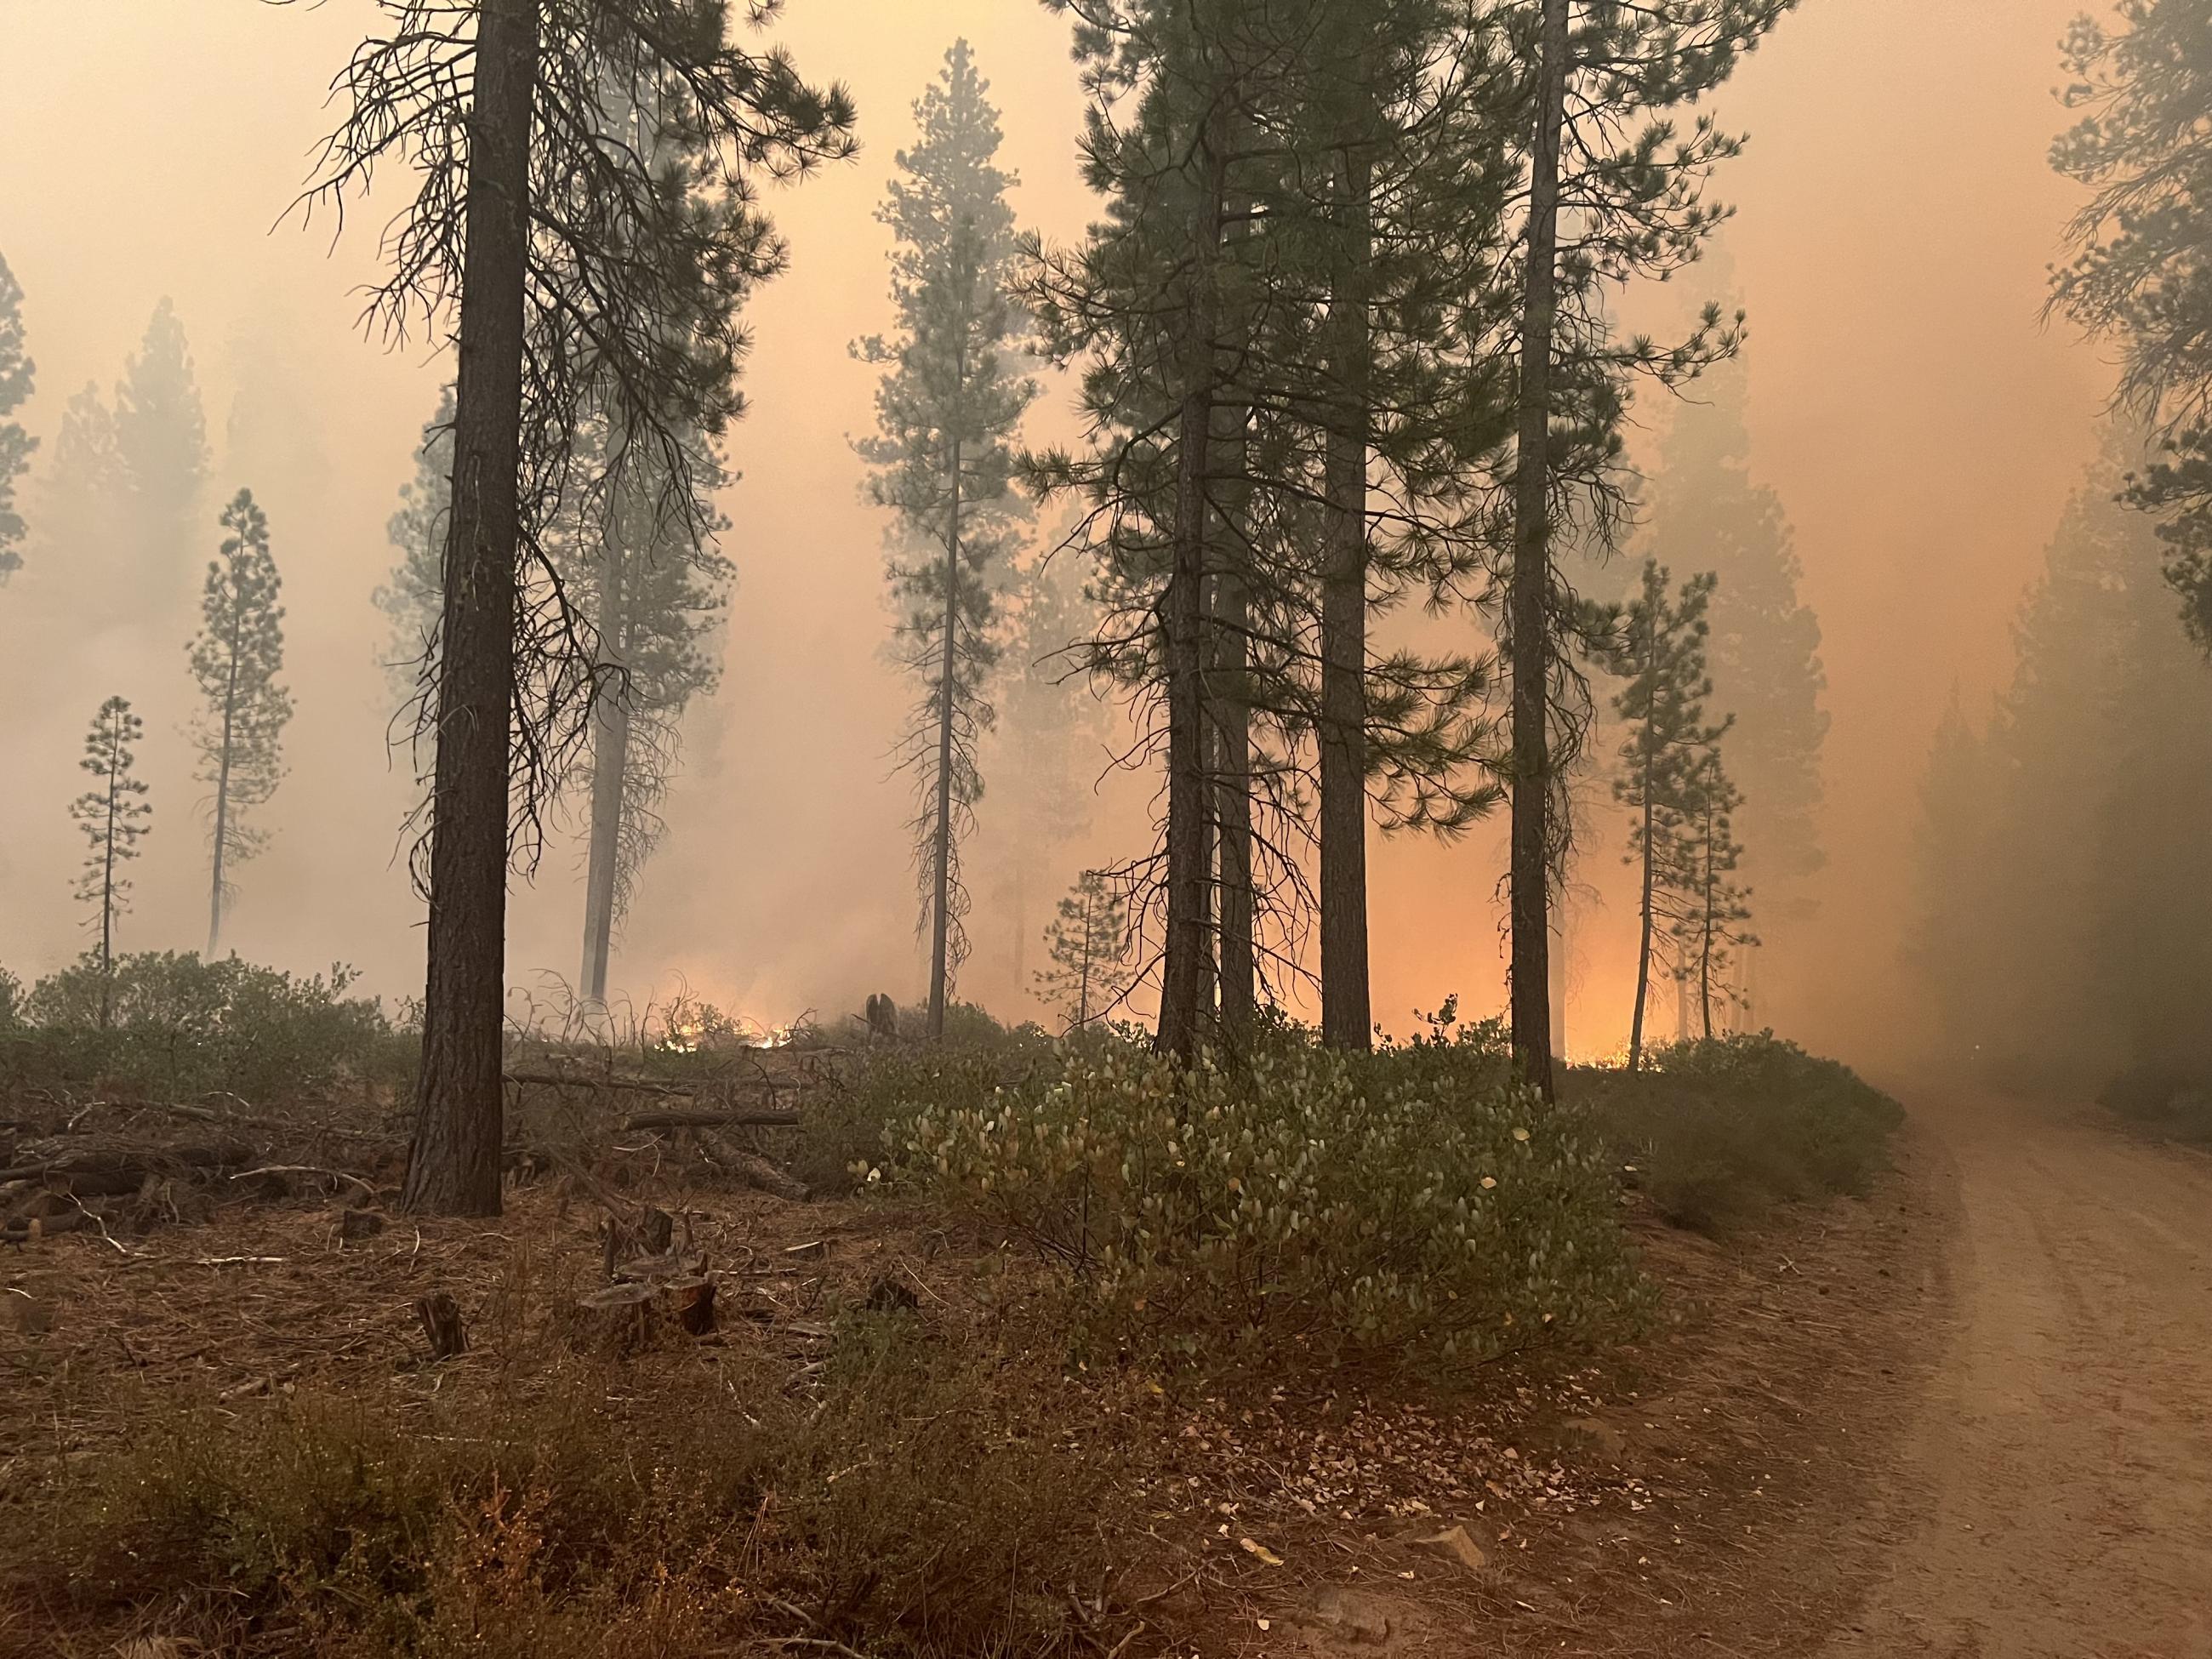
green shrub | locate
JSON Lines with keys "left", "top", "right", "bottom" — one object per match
{"left": 791, "top": 1041, "right": 1062, "bottom": 1195}
{"left": 1, "top": 951, "right": 415, "bottom": 1104}
{"left": 887, "top": 1031, "right": 1645, "bottom": 1368}
{"left": 1573, "top": 1033, "right": 1905, "bottom": 1232}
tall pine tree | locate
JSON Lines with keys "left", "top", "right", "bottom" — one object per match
{"left": 857, "top": 39, "right": 1036, "bottom": 1042}
{"left": 189, "top": 488, "right": 294, "bottom": 955}
{"left": 71, "top": 697, "right": 151, "bottom": 1027}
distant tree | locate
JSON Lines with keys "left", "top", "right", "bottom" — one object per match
{"left": 189, "top": 488, "right": 294, "bottom": 956}
{"left": 1035, "top": 870, "right": 1135, "bottom": 1033}
{"left": 1673, "top": 747, "right": 1754, "bottom": 1040}
{"left": 375, "top": 386, "right": 454, "bottom": 689}
{"left": 857, "top": 40, "right": 1035, "bottom": 1043}
{"left": 2050, "top": 0, "right": 2212, "bottom": 650}
{"left": 301, "top": 0, "right": 855, "bottom": 1216}
{"left": 1640, "top": 339, "right": 1827, "bottom": 957}
{"left": 0, "top": 251, "right": 35, "bottom": 582}
{"left": 112, "top": 298, "right": 211, "bottom": 609}
{"left": 71, "top": 697, "right": 151, "bottom": 1027}
{"left": 1611, "top": 562, "right": 1730, "bottom": 1069}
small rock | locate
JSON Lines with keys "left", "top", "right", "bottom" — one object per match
{"left": 1414, "top": 1522, "right": 1489, "bottom": 1574}
{"left": 1310, "top": 1586, "right": 1394, "bottom": 1643}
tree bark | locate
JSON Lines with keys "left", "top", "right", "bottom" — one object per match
{"left": 402, "top": 0, "right": 539, "bottom": 1218}
{"left": 1630, "top": 750, "right": 1656, "bottom": 1072}
{"left": 1320, "top": 142, "right": 1374, "bottom": 1053}
{"left": 208, "top": 607, "right": 240, "bottom": 958}
{"left": 579, "top": 528, "right": 628, "bottom": 1006}
{"left": 926, "top": 434, "right": 963, "bottom": 1042}
{"left": 1508, "top": 0, "right": 1571, "bottom": 1101}
{"left": 1156, "top": 95, "right": 1229, "bottom": 1066}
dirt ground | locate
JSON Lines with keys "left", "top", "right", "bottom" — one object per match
{"left": 5, "top": 1090, "right": 2208, "bottom": 1656}
{"left": 1198, "top": 1094, "right": 2212, "bottom": 1657}
{"left": 1814, "top": 1095, "right": 2212, "bottom": 1659}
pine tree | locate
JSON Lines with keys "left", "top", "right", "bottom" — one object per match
{"left": 112, "top": 298, "right": 210, "bottom": 610}
{"left": 0, "top": 250, "right": 35, "bottom": 583}
{"left": 2050, "top": 0, "right": 2212, "bottom": 648}
{"left": 189, "top": 488, "right": 294, "bottom": 955}
{"left": 1498, "top": 0, "right": 1797, "bottom": 1097}
{"left": 1611, "top": 562, "right": 1729, "bottom": 1069}
{"left": 858, "top": 39, "right": 1036, "bottom": 1042}
{"left": 1673, "top": 747, "right": 1754, "bottom": 1040}
{"left": 1035, "top": 870, "right": 1136, "bottom": 1034}
{"left": 70, "top": 697, "right": 151, "bottom": 1028}
{"left": 1640, "top": 332, "right": 1827, "bottom": 947}
{"left": 301, "top": 0, "right": 855, "bottom": 1215}
{"left": 375, "top": 386, "right": 455, "bottom": 688}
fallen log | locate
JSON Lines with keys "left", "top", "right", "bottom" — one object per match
{"left": 0, "top": 1138, "right": 257, "bottom": 1190}
{"left": 621, "top": 1109, "right": 801, "bottom": 1132}
{"left": 506, "top": 1069, "right": 704, "bottom": 1097}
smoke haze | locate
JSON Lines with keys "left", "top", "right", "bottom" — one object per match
{"left": 0, "top": 0, "right": 2135, "bottom": 1063}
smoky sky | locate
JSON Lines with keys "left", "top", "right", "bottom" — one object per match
{"left": 0, "top": 0, "right": 2119, "bottom": 1061}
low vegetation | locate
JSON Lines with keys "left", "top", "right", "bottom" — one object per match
{"left": 1573, "top": 1033, "right": 1907, "bottom": 1233}
{"left": 2100, "top": 1063, "right": 2212, "bottom": 1146}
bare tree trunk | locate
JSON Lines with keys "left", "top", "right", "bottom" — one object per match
{"left": 1214, "top": 562, "right": 1254, "bottom": 1048}
{"left": 927, "top": 436, "right": 963, "bottom": 1042}
{"left": 1630, "top": 767, "right": 1656, "bottom": 1072}
{"left": 1508, "top": 0, "right": 1571, "bottom": 1101}
{"left": 100, "top": 760, "right": 117, "bottom": 1030}
{"left": 1700, "top": 801, "right": 1717, "bottom": 1040}
{"left": 579, "top": 527, "right": 628, "bottom": 1007}
{"left": 208, "top": 629, "right": 239, "bottom": 958}
{"left": 1157, "top": 99, "right": 1229, "bottom": 1066}
{"left": 1320, "top": 145, "right": 1373, "bottom": 1053}
{"left": 402, "top": 0, "right": 539, "bottom": 1219}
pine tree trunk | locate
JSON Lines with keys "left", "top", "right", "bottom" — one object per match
{"left": 579, "top": 532, "right": 628, "bottom": 1007}
{"left": 1214, "top": 562, "right": 1254, "bottom": 1048}
{"left": 402, "top": 0, "right": 538, "bottom": 1219}
{"left": 208, "top": 619, "right": 240, "bottom": 959}
{"left": 1630, "top": 772, "right": 1656, "bottom": 1072}
{"left": 927, "top": 436, "right": 963, "bottom": 1043}
{"left": 1508, "top": 0, "right": 1571, "bottom": 1101}
{"left": 1700, "top": 805, "right": 1717, "bottom": 1040}
{"left": 1320, "top": 145, "right": 1373, "bottom": 1054}
{"left": 100, "top": 758, "right": 117, "bottom": 1031}
{"left": 1157, "top": 96, "right": 1229, "bottom": 1067}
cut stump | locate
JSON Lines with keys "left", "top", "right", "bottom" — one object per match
{"left": 414, "top": 1291, "right": 468, "bottom": 1360}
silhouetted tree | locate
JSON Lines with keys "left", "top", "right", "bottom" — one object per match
{"left": 1611, "top": 562, "right": 1728, "bottom": 1069}
{"left": 858, "top": 40, "right": 1035, "bottom": 1041}
{"left": 2050, "top": 0, "right": 2212, "bottom": 650}
{"left": 1640, "top": 334, "right": 1827, "bottom": 966}
{"left": 300, "top": 0, "right": 855, "bottom": 1215}
{"left": 189, "top": 489, "right": 294, "bottom": 955}
{"left": 0, "top": 251, "right": 34, "bottom": 583}
{"left": 1035, "top": 869, "right": 1135, "bottom": 1033}
{"left": 71, "top": 697, "right": 151, "bottom": 1027}
{"left": 113, "top": 298, "right": 210, "bottom": 610}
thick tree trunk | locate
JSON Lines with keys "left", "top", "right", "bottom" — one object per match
{"left": 1508, "top": 0, "right": 1571, "bottom": 1101}
{"left": 1214, "top": 562, "right": 1254, "bottom": 1048}
{"left": 1157, "top": 94, "right": 1229, "bottom": 1066}
{"left": 927, "top": 436, "right": 963, "bottom": 1042}
{"left": 402, "top": 0, "right": 538, "bottom": 1219}
{"left": 1320, "top": 146, "right": 1374, "bottom": 1053}
{"left": 579, "top": 533, "right": 628, "bottom": 1006}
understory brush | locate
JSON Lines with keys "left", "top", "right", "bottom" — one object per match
{"left": 0, "top": 952, "right": 414, "bottom": 1105}
{"left": 1573, "top": 1034, "right": 1905, "bottom": 1232}
{"left": 21, "top": 1315, "right": 1113, "bottom": 1658}
{"left": 2100, "top": 1062, "right": 2212, "bottom": 1144}
{"left": 883, "top": 1023, "right": 1646, "bottom": 1371}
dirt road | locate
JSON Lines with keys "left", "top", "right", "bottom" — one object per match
{"left": 1821, "top": 1097, "right": 2212, "bottom": 1658}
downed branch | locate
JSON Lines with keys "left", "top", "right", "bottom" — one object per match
{"left": 622, "top": 1108, "right": 801, "bottom": 1131}
{"left": 0, "top": 1139, "right": 257, "bottom": 1195}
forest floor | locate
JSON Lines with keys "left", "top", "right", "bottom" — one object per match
{"left": 3, "top": 1086, "right": 2206, "bottom": 1656}
{"left": 1244, "top": 1092, "right": 2212, "bottom": 1659}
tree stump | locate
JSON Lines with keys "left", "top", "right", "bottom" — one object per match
{"left": 413, "top": 1291, "right": 468, "bottom": 1360}
{"left": 566, "top": 1274, "right": 715, "bottom": 1356}
{"left": 638, "top": 1206, "right": 675, "bottom": 1255}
